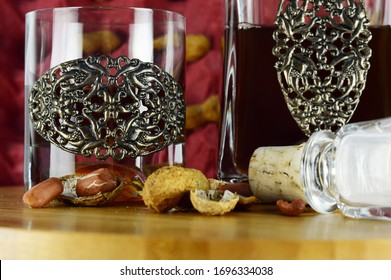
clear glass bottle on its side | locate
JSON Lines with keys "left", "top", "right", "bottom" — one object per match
{"left": 302, "top": 117, "right": 391, "bottom": 221}
{"left": 249, "top": 117, "right": 391, "bottom": 221}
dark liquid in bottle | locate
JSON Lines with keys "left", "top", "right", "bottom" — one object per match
{"left": 232, "top": 25, "right": 391, "bottom": 175}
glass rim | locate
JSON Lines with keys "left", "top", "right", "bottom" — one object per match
{"left": 25, "top": 6, "right": 185, "bottom": 21}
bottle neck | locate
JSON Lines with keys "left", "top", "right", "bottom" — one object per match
{"left": 301, "top": 130, "right": 338, "bottom": 214}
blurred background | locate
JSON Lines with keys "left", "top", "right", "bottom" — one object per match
{"left": 0, "top": 0, "right": 224, "bottom": 186}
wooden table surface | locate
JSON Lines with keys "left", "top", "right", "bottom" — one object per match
{"left": 1, "top": 186, "right": 391, "bottom": 260}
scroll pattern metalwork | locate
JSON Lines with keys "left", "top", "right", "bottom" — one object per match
{"left": 273, "top": 0, "right": 372, "bottom": 136}
{"left": 29, "top": 55, "right": 185, "bottom": 160}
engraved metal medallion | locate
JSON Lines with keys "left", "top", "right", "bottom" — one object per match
{"left": 273, "top": 0, "right": 372, "bottom": 136}
{"left": 28, "top": 55, "right": 185, "bottom": 160}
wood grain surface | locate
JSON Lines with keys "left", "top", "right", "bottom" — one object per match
{"left": 1, "top": 186, "right": 391, "bottom": 260}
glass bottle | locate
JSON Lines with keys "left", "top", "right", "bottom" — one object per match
{"left": 219, "top": 0, "right": 391, "bottom": 184}
{"left": 249, "top": 116, "right": 391, "bottom": 221}
{"left": 302, "top": 117, "right": 391, "bottom": 221}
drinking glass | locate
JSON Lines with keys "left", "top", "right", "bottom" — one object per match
{"left": 24, "top": 7, "right": 186, "bottom": 190}
{"left": 218, "top": 0, "right": 391, "bottom": 182}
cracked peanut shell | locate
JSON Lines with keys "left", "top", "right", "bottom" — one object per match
{"left": 142, "top": 166, "right": 210, "bottom": 213}
{"left": 190, "top": 189, "right": 239, "bottom": 216}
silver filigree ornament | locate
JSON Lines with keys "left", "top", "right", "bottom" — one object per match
{"left": 273, "top": 0, "right": 372, "bottom": 136}
{"left": 28, "top": 55, "right": 185, "bottom": 160}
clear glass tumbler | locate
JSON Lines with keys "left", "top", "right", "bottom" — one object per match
{"left": 24, "top": 7, "right": 186, "bottom": 190}
{"left": 218, "top": 0, "right": 391, "bottom": 183}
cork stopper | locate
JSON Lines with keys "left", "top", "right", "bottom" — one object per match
{"left": 248, "top": 143, "right": 307, "bottom": 203}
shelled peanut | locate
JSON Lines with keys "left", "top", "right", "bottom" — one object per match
{"left": 185, "top": 34, "right": 211, "bottom": 62}
{"left": 83, "top": 30, "right": 122, "bottom": 54}
{"left": 23, "top": 178, "right": 64, "bottom": 208}
{"left": 75, "top": 168, "right": 118, "bottom": 197}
